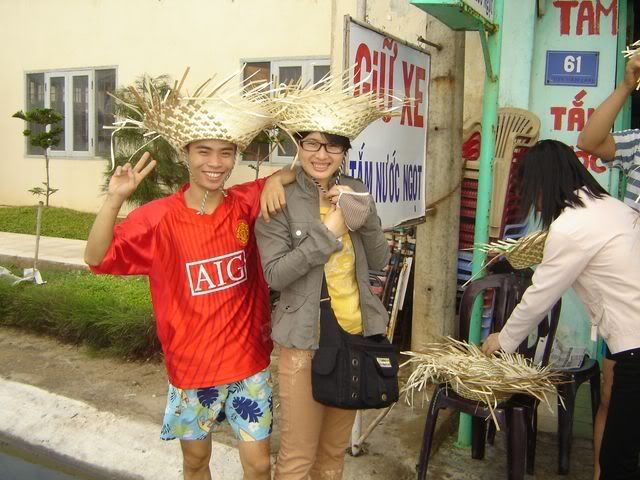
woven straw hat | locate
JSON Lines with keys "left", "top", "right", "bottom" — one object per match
{"left": 503, "top": 230, "right": 547, "bottom": 270}
{"left": 270, "top": 70, "right": 401, "bottom": 141}
{"left": 474, "top": 230, "right": 548, "bottom": 276}
{"left": 112, "top": 68, "right": 273, "bottom": 154}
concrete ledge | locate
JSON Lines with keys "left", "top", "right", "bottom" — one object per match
{"left": 0, "top": 378, "right": 243, "bottom": 480}
{"left": 1, "top": 432, "right": 133, "bottom": 480}
{"left": 0, "top": 254, "right": 88, "bottom": 272}
{"left": 0, "top": 232, "right": 88, "bottom": 270}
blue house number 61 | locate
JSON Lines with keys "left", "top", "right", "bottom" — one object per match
{"left": 564, "top": 55, "right": 582, "bottom": 73}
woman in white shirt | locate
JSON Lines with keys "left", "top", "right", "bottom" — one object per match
{"left": 482, "top": 139, "right": 640, "bottom": 480}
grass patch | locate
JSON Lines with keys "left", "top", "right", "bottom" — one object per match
{"left": 0, "top": 269, "right": 160, "bottom": 359}
{"left": 0, "top": 206, "right": 96, "bottom": 240}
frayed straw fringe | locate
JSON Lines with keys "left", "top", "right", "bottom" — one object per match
{"left": 461, "top": 230, "right": 548, "bottom": 287}
{"left": 106, "top": 67, "right": 279, "bottom": 169}
{"left": 270, "top": 67, "right": 405, "bottom": 165}
{"left": 476, "top": 230, "right": 547, "bottom": 269}
{"left": 400, "top": 337, "right": 563, "bottom": 430}
{"left": 623, "top": 40, "right": 640, "bottom": 90}
{"left": 106, "top": 66, "right": 406, "bottom": 170}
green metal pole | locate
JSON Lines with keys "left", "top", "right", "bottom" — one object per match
{"left": 455, "top": 0, "right": 504, "bottom": 449}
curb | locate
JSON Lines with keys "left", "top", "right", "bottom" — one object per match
{"left": 0, "top": 254, "right": 87, "bottom": 272}
{"left": 0, "top": 378, "right": 243, "bottom": 479}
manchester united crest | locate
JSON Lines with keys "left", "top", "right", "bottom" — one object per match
{"left": 235, "top": 219, "right": 250, "bottom": 246}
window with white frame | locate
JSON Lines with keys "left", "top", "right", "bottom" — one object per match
{"left": 241, "top": 58, "right": 330, "bottom": 164}
{"left": 25, "top": 68, "right": 117, "bottom": 157}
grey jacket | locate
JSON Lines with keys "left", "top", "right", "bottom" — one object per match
{"left": 255, "top": 169, "right": 391, "bottom": 349}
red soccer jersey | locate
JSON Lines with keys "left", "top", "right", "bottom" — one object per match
{"left": 91, "top": 181, "right": 272, "bottom": 389}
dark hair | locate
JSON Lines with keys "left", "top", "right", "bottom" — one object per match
{"left": 519, "top": 139, "right": 608, "bottom": 229}
{"left": 295, "top": 131, "right": 352, "bottom": 152}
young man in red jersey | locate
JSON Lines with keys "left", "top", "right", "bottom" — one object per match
{"left": 85, "top": 73, "right": 292, "bottom": 480}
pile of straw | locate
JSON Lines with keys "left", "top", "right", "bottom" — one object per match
{"left": 401, "top": 337, "right": 561, "bottom": 429}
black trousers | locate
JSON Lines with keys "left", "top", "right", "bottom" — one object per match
{"left": 600, "top": 348, "right": 640, "bottom": 480}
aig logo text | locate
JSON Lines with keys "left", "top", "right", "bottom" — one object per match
{"left": 186, "top": 250, "right": 247, "bottom": 296}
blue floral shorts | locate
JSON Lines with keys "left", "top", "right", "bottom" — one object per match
{"left": 160, "top": 367, "right": 273, "bottom": 442}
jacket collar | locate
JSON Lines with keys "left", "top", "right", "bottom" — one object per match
{"left": 294, "top": 167, "right": 341, "bottom": 198}
{"left": 294, "top": 167, "right": 320, "bottom": 198}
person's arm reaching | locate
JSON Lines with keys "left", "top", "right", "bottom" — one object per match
{"left": 85, "top": 153, "right": 156, "bottom": 266}
{"left": 482, "top": 230, "right": 591, "bottom": 355}
{"left": 578, "top": 55, "right": 640, "bottom": 161}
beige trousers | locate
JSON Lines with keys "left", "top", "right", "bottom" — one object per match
{"left": 275, "top": 346, "right": 357, "bottom": 480}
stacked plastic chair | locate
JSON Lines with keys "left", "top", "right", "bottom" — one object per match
{"left": 458, "top": 122, "right": 482, "bottom": 252}
{"left": 456, "top": 123, "right": 482, "bottom": 311}
{"left": 456, "top": 109, "right": 541, "bottom": 329}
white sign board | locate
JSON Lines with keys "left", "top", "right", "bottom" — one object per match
{"left": 346, "top": 20, "right": 430, "bottom": 229}
{"left": 464, "top": 0, "right": 494, "bottom": 23}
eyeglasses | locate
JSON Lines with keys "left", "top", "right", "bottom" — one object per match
{"left": 299, "top": 140, "right": 345, "bottom": 154}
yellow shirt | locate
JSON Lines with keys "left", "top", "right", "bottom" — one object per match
{"left": 320, "top": 207, "right": 364, "bottom": 334}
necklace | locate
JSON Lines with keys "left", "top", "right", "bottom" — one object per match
{"left": 311, "top": 173, "right": 340, "bottom": 196}
{"left": 311, "top": 178, "right": 329, "bottom": 196}
{"left": 197, "top": 190, "right": 209, "bottom": 215}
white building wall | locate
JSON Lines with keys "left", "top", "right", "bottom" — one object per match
{"left": 1, "top": 0, "right": 486, "bottom": 212}
{"left": 0, "top": 0, "right": 332, "bottom": 211}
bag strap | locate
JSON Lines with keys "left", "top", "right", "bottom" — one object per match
{"left": 319, "top": 273, "right": 344, "bottom": 346}
{"left": 321, "top": 272, "right": 330, "bottom": 300}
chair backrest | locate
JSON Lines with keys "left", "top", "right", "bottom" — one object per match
{"left": 462, "top": 121, "right": 482, "bottom": 161}
{"left": 462, "top": 109, "right": 539, "bottom": 168}
{"left": 489, "top": 109, "right": 540, "bottom": 237}
{"left": 459, "top": 273, "right": 561, "bottom": 366}
{"left": 461, "top": 109, "right": 540, "bottom": 236}
{"left": 494, "top": 108, "right": 540, "bottom": 160}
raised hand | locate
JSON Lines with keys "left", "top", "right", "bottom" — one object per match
{"left": 325, "top": 185, "right": 354, "bottom": 205}
{"left": 623, "top": 54, "right": 640, "bottom": 92}
{"left": 108, "top": 152, "right": 157, "bottom": 202}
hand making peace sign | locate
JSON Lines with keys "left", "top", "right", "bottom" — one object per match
{"left": 107, "top": 152, "right": 157, "bottom": 202}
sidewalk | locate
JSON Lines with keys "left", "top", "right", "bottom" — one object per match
{"left": 0, "top": 231, "right": 87, "bottom": 271}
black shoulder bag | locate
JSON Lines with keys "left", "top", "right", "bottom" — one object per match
{"left": 311, "top": 275, "right": 399, "bottom": 409}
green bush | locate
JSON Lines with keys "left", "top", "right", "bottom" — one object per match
{"left": 0, "top": 270, "right": 160, "bottom": 359}
{"left": 0, "top": 206, "right": 95, "bottom": 240}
